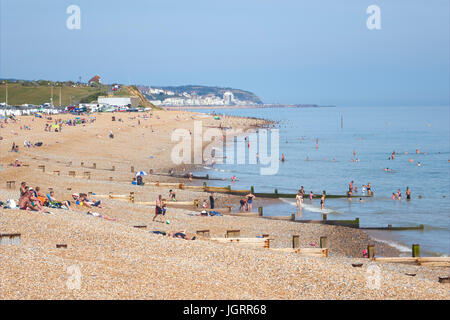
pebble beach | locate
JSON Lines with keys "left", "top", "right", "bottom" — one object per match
{"left": 0, "top": 110, "right": 449, "bottom": 300}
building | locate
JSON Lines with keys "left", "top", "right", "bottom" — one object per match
{"left": 223, "top": 91, "right": 234, "bottom": 105}
{"left": 98, "top": 96, "right": 139, "bottom": 108}
{"left": 88, "top": 75, "right": 101, "bottom": 86}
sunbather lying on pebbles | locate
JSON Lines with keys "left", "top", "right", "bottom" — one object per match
{"left": 168, "top": 230, "right": 196, "bottom": 240}
{"left": 86, "top": 210, "right": 116, "bottom": 221}
{"left": 73, "top": 193, "right": 103, "bottom": 208}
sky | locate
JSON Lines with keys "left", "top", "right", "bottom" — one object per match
{"left": 0, "top": 0, "right": 449, "bottom": 106}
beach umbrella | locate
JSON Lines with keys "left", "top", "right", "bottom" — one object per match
{"left": 135, "top": 171, "right": 147, "bottom": 176}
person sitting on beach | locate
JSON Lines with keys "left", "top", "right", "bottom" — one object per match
{"left": 19, "top": 189, "right": 49, "bottom": 213}
{"left": 47, "top": 191, "right": 71, "bottom": 210}
{"left": 13, "top": 159, "right": 22, "bottom": 167}
{"left": 132, "top": 177, "right": 137, "bottom": 185}
{"left": 168, "top": 230, "right": 196, "bottom": 240}
{"left": 33, "top": 187, "right": 47, "bottom": 206}
{"left": 20, "top": 182, "right": 27, "bottom": 197}
{"left": 202, "top": 200, "right": 208, "bottom": 209}
{"left": 77, "top": 193, "right": 103, "bottom": 208}
{"left": 136, "top": 175, "right": 144, "bottom": 186}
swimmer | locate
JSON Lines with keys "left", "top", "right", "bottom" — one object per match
{"left": 417, "top": 162, "right": 421, "bottom": 167}
{"left": 397, "top": 189, "right": 402, "bottom": 200}
{"left": 406, "top": 187, "right": 411, "bottom": 201}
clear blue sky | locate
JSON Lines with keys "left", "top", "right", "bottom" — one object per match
{"left": 1, "top": 0, "right": 449, "bottom": 106}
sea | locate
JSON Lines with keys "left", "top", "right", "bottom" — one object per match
{"left": 191, "top": 106, "right": 450, "bottom": 256}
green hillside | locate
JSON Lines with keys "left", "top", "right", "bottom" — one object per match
{"left": 0, "top": 82, "right": 108, "bottom": 106}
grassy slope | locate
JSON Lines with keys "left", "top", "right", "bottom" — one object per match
{"left": 0, "top": 83, "right": 156, "bottom": 109}
{"left": 0, "top": 83, "right": 107, "bottom": 106}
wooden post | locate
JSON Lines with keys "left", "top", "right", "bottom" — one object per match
{"left": 292, "top": 235, "right": 300, "bottom": 248}
{"left": 258, "top": 206, "right": 263, "bottom": 216}
{"left": 322, "top": 213, "right": 327, "bottom": 221}
{"left": 412, "top": 244, "right": 420, "bottom": 257}
{"left": 226, "top": 230, "right": 240, "bottom": 238}
{"left": 320, "top": 236, "right": 328, "bottom": 248}
{"left": 367, "top": 244, "right": 375, "bottom": 259}
{"left": 6, "top": 181, "right": 15, "bottom": 189}
{"left": 196, "top": 230, "right": 210, "bottom": 237}
{"left": 131, "top": 166, "right": 134, "bottom": 173}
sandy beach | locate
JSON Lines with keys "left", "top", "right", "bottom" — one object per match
{"left": 0, "top": 110, "right": 448, "bottom": 300}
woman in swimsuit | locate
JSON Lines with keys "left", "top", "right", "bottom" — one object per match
{"left": 406, "top": 187, "right": 411, "bottom": 200}
{"left": 397, "top": 189, "right": 402, "bottom": 200}
{"left": 246, "top": 193, "right": 255, "bottom": 212}
{"left": 296, "top": 190, "right": 303, "bottom": 214}
{"left": 366, "top": 182, "right": 372, "bottom": 196}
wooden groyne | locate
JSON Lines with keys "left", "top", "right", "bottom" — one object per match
{"left": 360, "top": 224, "right": 424, "bottom": 231}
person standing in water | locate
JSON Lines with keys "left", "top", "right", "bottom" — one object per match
{"left": 320, "top": 193, "right": 325, "bottom": 210}
{"left": 397, "top": 189, "right": 402, "bottom": 200}
{"left": 366, "top": 182, "right": 372, "bottom": 196}
{"left": 406, "top": 187, "right": 411, "bottom": 201}
{"left": 309, "top": 191, "right": 314, "bottom": 203}
{"left": 246, "top": 193, "right": 255, "bottom": 212}
{"left": 296, "top": 190, "right": 303, "bottom": 214}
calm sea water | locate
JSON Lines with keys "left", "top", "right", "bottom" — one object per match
{"left": 192, "top": 106, "right": 450, "bottom": 256}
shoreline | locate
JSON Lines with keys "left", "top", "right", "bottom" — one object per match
{"left": 0, "top": 110, "right": 448, "bottom": 299}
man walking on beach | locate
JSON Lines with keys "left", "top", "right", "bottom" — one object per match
{"left": 209, "top": 193, "right": 215, "bottom": 209}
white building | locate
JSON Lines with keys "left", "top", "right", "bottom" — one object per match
{"left": 98, "top": 96, "right": 139, "bottom": 108}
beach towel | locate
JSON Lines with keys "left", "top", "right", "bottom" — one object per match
{"left": 208, "top": 211, "right": 222, "bottom": 216}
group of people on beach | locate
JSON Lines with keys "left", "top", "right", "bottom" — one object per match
{"left": 296, "top": 187, "right": 325, "bottom": 213}
{"left": 392, "top": 187, "right": 411, "bottom": 201}
{"left": 239, "top": 193, "right": 255, "bottom": 212}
